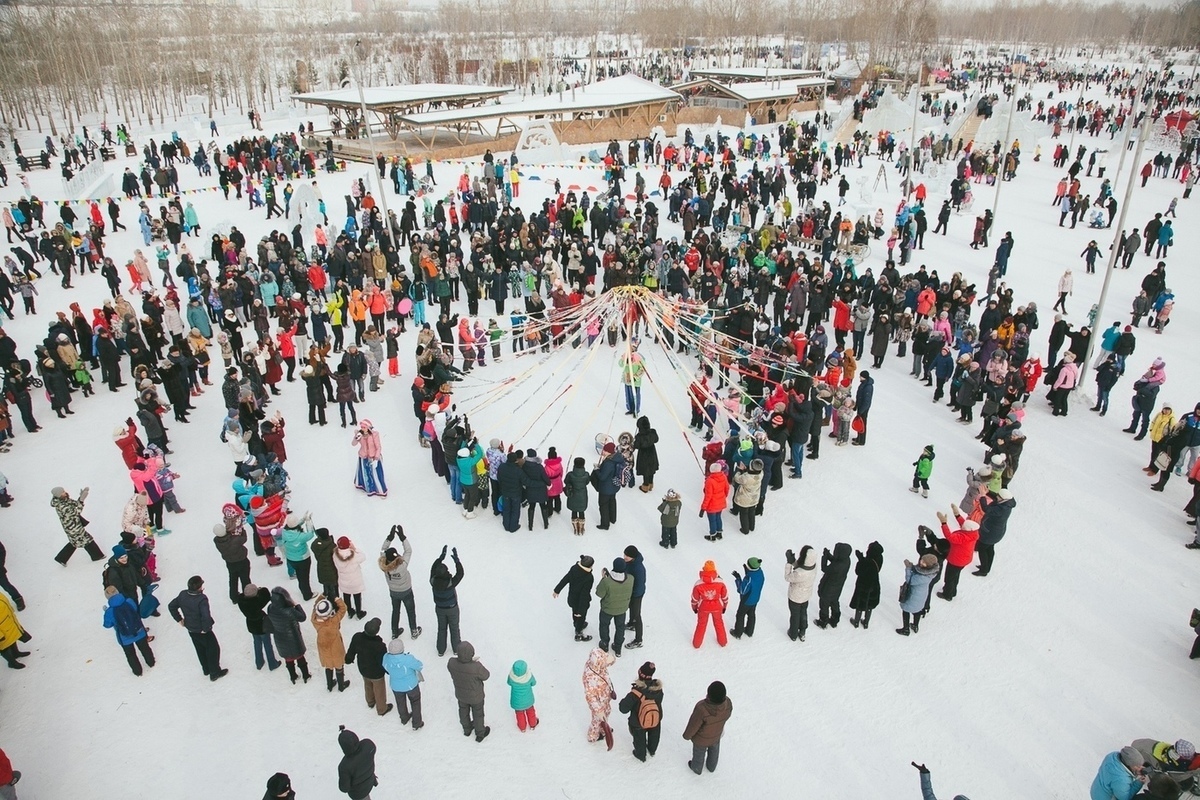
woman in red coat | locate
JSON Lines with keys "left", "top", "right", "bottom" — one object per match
{"left": 700, "top": 464, "right": 729, "bottom": 541}
{"left": 113, "top": 419, "right": 144, "bottom": 469}
{"left": 936, "top": 508, "right": 978, "bottom": 602}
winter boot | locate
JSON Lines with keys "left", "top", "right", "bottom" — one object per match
{"left": 921, "top": 488, "right": 928, "bottom": 498}
{"left": 286, "top": 661, "right": 298, "bottom": 684}
{"left": 326, "top": 669, "right": 336, "bottom": 692}
{"left": 850, "top": 611, "right": 862, "bottom": 628}
{"left": 336, "top": 668, "right": 349, "bottom": 692}
{"left": 574, "top": 632, "right": 593, "bottom": 642}
{"left": 908, "top": 486, "right": 919, "bottom": 493}
{"left": 896, "top": 625, "right": 910, "bottom": 636}
{"left": 410, "top": 626, "right": 422, "bottom": 639}
{"left": 299, "top": 658, "right": 312, "bottom": 683}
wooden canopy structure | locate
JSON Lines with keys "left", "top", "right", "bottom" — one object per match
{"left": 394, "top": 75, "right": 683, "bottom": 150}
{"left": 687, "top": 67, "right": 823, "bottom": 84}
{"left": 670, "top": 76, "right": 830, "bottom": 121}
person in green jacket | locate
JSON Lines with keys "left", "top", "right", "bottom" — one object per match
{"left": 507, "top": 659, "right": 538, "bottom": 731}
{"left": 563, "top": 457, "right": 591, "bottom": 535}
{"left": 280, "top": 511, "right": 316, "bottom": 600}
{"left": 595, "top": 559, "right": 634, "bottom": 656}
{"left": 909, "top": 444, "right": 935, "bottom": 498}
{"left": 657, "top": 489, "right": 682, "bottom": 549}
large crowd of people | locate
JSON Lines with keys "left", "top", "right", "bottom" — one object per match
{"left": 0, "top": 54, "right": 1196, "bottom": 799}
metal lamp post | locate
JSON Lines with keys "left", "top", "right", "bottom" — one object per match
{"left": 354, "top": 39, "right": 394, "bottom": 247}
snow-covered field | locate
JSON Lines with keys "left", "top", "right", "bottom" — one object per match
{"left": 0, "top": 79, "right": 1197, "bottom": 800}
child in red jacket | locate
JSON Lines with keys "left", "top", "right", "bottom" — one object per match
{"left": 691, "top": 560, "right": 729, "bottom": 648}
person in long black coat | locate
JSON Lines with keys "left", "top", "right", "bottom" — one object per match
{"left": 814, "top": 542, "right": 852, "bottom": 629}
{"left": 522, "top": 451, "right": 550, "bottom": 530}
{"left": 267, "top": 586, "right": 311, "bottom": 683}
{"left": 39, "top": 357, "right": 72, "bottom": 417}
{"left": 633, "top": 415, "right": 659, "bottom": 492}
{"left": 848, "top": 541, "right": 884, "bottom": 629}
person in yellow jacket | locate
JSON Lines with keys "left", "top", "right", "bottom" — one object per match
{"left": 326, "top": 291, "right": 346, "bottom": 352}
{"left": 510, "top": 167, "right": 520, "bottom": 198}
{"left": 1144, "top": 405, "right": 1178, "bottom": 477}
{"left": 0, "top": 592, "right": 30, "bottom": 669}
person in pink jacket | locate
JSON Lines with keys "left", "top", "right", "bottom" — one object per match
{"left": 352, "top": 420, "right": 388, "bottom": 497}
{"left": 931, "top": 311, "right": 953, "bottom": 342}
{"left": 543, "top": 446, "right": 565, "bottom": 517}
{"left": 1050, "top": 352, "right": 1080, "bottom": 417}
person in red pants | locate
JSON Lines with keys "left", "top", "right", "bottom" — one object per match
{"left": 690, "top": 561, "right": 728, "bottom": 648}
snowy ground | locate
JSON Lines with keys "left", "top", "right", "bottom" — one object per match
{"left": 0, "top": 79, "right": 1198, "bottom": 800}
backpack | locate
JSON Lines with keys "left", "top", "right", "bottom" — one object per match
{"left": 631, "top": 689, "right": 661, "bottom": 729}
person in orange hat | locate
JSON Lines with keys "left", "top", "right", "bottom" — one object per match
{"left": 691, "top": 561, "right": 729, "bottom": 648}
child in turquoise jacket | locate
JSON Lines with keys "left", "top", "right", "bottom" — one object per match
{"left": 507, "top": 659, "right": 538, "bottom": 731}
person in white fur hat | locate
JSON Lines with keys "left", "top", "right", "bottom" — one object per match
{"left": 934, "top": 507, "right": 979, "bottom": 602}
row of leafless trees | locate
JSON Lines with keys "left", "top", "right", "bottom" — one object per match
{"left": 0, "top": 0, "right": 1194, "bottom": 137}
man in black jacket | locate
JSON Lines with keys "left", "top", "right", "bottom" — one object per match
{"left": 336, "top": 726, "right": 377, "bottom": 800}
{"left": 345, "top": 617, "right": 393, "bottom": 717}
{"left": 167, "top": 575, "right": 227, "bottom": 681}
{"left": 430, "top": 546, "right": 464, "bottom": 657}
{"left": 552, "top": 555, "right": 595, "bottom": 642}
{"left": 852, "top": 371, "right": 874, "bottom": 446}
{"left": 618, "top": 661, "right": 664, "bottom": 762}
{"left": 496, "top": 451, "right": 527, "bottom": 533}
{"left": 235, "top": 584, "right": 280, "bottom": 671}
{"left": 787, "top": 390, "right": 813, "bottom": 477}
{"left": 213, "top": 523, "right": 251, "bottom": 602}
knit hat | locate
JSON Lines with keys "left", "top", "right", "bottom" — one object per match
{"left": 997, "top": 488, "right": 1014, "bottom": 501}
{"left": 747, "top": 557, "right": 761, "bottom": 569}
{"left": 701, "top": 560, "right": 717, "bottom": 575}
{"left": 623, "top": 545, "right": 640, "bottom": 559}
{"left": 602, "top": 442, "right": 616, "bottom": 454}
{"left": 285, "top": 512, "right": 303, "bottom": 528}
{"left": 709, "top": 462, "right": 722, "bottom": 473}
{"left": 579, "top": 555, "right": 594, "bottom": 568}
{"left": 387, "top": 637, "right": 405, "bottom": 654}
{"left": 213, "top": 523, "right": 228, "bottom": 537}
{"left": 990, "top": 454, "right": 1007, "bottom": 466}
{"left": 243, "top": 584, "right": 259, "bottom": 598}
{"left": 706, "top": 681, "right": 727, "bottom": 703}
{"left": 1176, "top": 740, "right": 1195, "bottom": 761}
{"left": 51, "top": 486, "right": 66, "bottom": 497}
{"left": 457, "top": 447, "right": 470, "bottom": 458}
{"left": 489, "top": 438, "right": 501, "bottom": 448}
{"left": 526, "top": 448, "right": 537, "bottom": 458}
{"left": 336, "top": 536, "right": 351, "bottom": 549}
{"left": 962, "top": 520, "right": 980, "bottom": 531}
{"left": 638, "top": 661, "right": 656, "bottom": 678}
{"left": 976, "top": 466, "right": 993, "bottom": 478}
{"left": 363, "top": 618, "right": 381, "bottom": 637}
{"left": 665, "top": 489, "right": 679, "bottom": 500}
{"left": 1119, "top": 746, "right": 1149, "bottom": 769}
{"left": 314, "top": 598, "right": 333, "bottom": 617}
{"left": 112, "top": 544, "right": 127, "bottom": 558}
{"left": 611, "top": 558, "right": 626, "bottom": 573}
